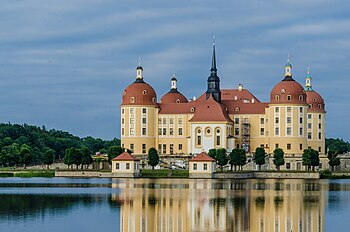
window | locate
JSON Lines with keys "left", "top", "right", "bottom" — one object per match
{"left": 142, "top": 90, "right": 147, "bottom": 95}
{"left": 163, "top": 128, "right": 166, "bottom": 135}
{"left": 178, "top": 128, "right": 183, "bottom": 136}
{"left": 163, "top": 144, "right": 166, "bottom": 154}
{"left": 196, "top": 128, "right": 202, "bottom": 146}
{"left": 178, "top": 144, "right": 182, "bottom": 150}
{"left": 299, "top": 107, "right": 303, "bottom": 113}
{"left": 260, "top": 118, "right": 264, "bottom": 124}
{"left": 275, "top": 107, "right": 279, "bottom": 113}
{"left": 170, "top": 118, "right": 174, "bottom": 124}
{"left": 205, "top": 128, "right": 211, "bottom": 135}
{"left": 116, "top": 163, "right": 119, "bottom": 170}
{"left": 142, "top": 118, "right": 146, "bottom": 124}
{"left": 287, "top": 95, "right": 292, "bottom": 101}
{"left": 319, "top": 123, "right": 321, "bottom": 129}
{"left": 308, "top": 132, "right": 312, "bottom": 139}
{"left": 308, "top": 123, "right": 312, "bottom": 129}
{"left": 275, "top": 117, "right": 279, "bottom": 124}
{"left": 235, "top": 118, "right": 239, "bottom": 124}
{"left": 122, "top": 118, "right": 124, "bottom": 124}
{"left": 235, "top": 128, "right": 239, "bottom": 136}
{"left": 260, "top": 144, "right": 264, "bottom": 148}
{"left": 190, "top": 107, "right": 195, "bottom": 112}
{"left": 158, "top": 118, "right": 162, "bottom": 124}
{"left": 193, "top": 163, "right": 197, "bottom": 170}
{"left": 130, "top": 108, "right": 134, "bottom": 114}
{"left": 318, "top": 147, "right": 322, "bottom": 152}
{"left": 142, "top": 128, "right": 146, "bottom": 135}
{"left": 122, "top": 109, "right": 124, "bottom": 114}
{"left": 178, "top": 118, "right": 183, "bottom": 124}
{"left": 287, "top": 144, "right": 291, "bottom": 150}
{"left": 319, "top": 114, "right": 322, "bottom": 120}
{"left": 130, "top": 97, "right": 135, "bottom": 103}
{"left": 170, "top": 144, "right": 174, "bottom": 155}
{"left": 275, "top": 144, "right": 279, "bottom": 149}
{"left": 299, "top": 117, "right": 303, "bottom": 124}
{"left": 309, "top": 104, "right": 312, "bottom": 109}
{"left": 135, "top": 163, "right": 138, "bottom": 170}
{"left": 318, "top": 132, "right": 322, "bottom": 140}
{"left": 216, "top": 129, "right": 221, "bottom": 146}
{"left": 142, "top": 144, "right": 146, "bottom": 154}
{"left": 158, "top": 144, "right": 162, "bottom": 154}
{"left": 275, "top": 127, "right": 279, "bottom": 136}
{"left": 163, "top": 118, "right": 166, "bottom": 124}
{"left": 300, "top": 144, "right": 303, "bottom": 150}
{"left": 142, "top": 108, "right": 146, "bottom": 114}
{"left": 158, "top": 128, "right": 162, "bottom": 135}
{"left": 308, "top": 114, "right": 312, "bottom": 119}
{"left": 121, "top": 128, "right": 124, "bottom": 136}
{"left": 287, "top": 127, "right": 291, "bottom": 135}
{"left": 130, "top": 118, "right": 135, "bottom": 124}
{"left": 275, "top": 95, "right": 280, "bottom": 102}
{"left": 299, "top": 95, "right": 303, "bottom": 101}
{"left": 260, "top": 128, "right": 264, "bottom": 136}
{"left": 286, "top": 163, "right": 291, "bottom": 170}
{"left": 204, "top": 163, "right": 208, "bottom": 170}
{"left": 287, "top": 117, "right": 291, "bottom": 124}
{"left": 169, "top": 128, "right": 174, "bottom": 136}
{"left": 299, "top": 128, "right": 303, "bottom": 136}
{"left": 176, "top": 99, "right": 180, "bottom": 103}
{"left": 130, "top": 128, "right": 135, "bottom": 135}
{"left": 287, "top": 107, "right": 291, "bottom": 113}
{"left": 130, "top": 144, "right": 134, "bottom": 153}
{"left": 126, "top": 163, "right": 130, "bottom": 170}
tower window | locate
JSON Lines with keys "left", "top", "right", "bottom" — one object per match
{"left": 190, "top": 107, "right": 195, "bottom": 112}
{"left": 313, "top": 98, "right": 317, "bottom": 102}
{"left": 287, "top": 95, "right": 292, "bottom": 101}
{"left": 152, "top": 97, "right": 156, "bottom": 103}
{"left": 176, "top": 99, "right": 180, "bottom": 103}
{"left": 196, "top": 128, "right": 202, "bottom": 146}
{"left": 235, "top": 107, "right": 240, "bottom": 112}
{"left": 299, "top": 95, "right": 304, "bottom": 101}
{"left": 142, "top": 90, "right": 147, "bottom": 95}
{"left": 130, "top": 97, "right": 135, "bottom": 103}
{"left": 275, "top": 95, "right": 280, "bottom": 102}
{"left": 287, "top": 144, "right": 291, "bottom": 150}
{"left": 318, "top": 104, "right": 322, "bottom": 109}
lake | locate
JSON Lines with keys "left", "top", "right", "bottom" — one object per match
{"left": 0, "top": 177, "right": 349, "bottom": 232}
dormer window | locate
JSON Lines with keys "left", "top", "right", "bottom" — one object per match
{"left": 287, "top": 95, "right": 292, "bottom": 101}
{"left": 309, "top": 104, "right": 312, "bottom": 109}
{"left": 130, "top": 97, "right": 135, "bottom": 103}
{"left": 281, "top": 89, "right": 286, "bottom": 94}
{"left": 235, "top": 107, "right": 240, "bottom": 112}
{"left": 152, "top": 97, "right": 156, "bottom": 103}
{"left": 318, "top": 104, "right": 322, "bottom": 109}
{"left": 313, "top": 98, "right": 317, "bottom": 102}
{"left": 275, "top": 95, "right": 280, "bottom": 102}
{"left": 299, "top": 95, "right": 303, "bottom": 102}
{"left": 176, "top": 99, "right": 180, "bottom": 103}
{"left": 142, "top": 90, "right": 147, "bottom": 95}
{"left": 190, "top": 107, "right": 195, "bottom": 113}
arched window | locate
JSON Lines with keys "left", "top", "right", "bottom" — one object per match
{"left": 152, "top": 97, "right": 156, "bottom": 103}
{"left": 318, "top": 104, "right": 322, "bottom": 109}
{"left": 176, "top": 99, "right": 180, "bottom": 103}
{"left": 190, "top": 107, "right": 195, "bottom": 113}
{"left": 142, "top": 90, "right": 147, "bottom": 95}
{"left": 196, "top": 128, "right": 202, "bottom": 146}
{"left": 130, "top": 97, "right": 135, "bottom": 103}
{"left": 313, "top": 98, "right": 317, "bottom": 102}
{"left": 299, "top": 95, "right": 303, "bottom": 102}
{"left": 287, "top": 95, "right": 292, "bottom": 101}
{"left": 215, "top": 128, "right": 221, "bottom": 146}
{"left": 275, "top": 95, "right": 280, "bottom": 102}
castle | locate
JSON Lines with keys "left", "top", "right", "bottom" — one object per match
{"left": 120, "top": 42, "right": 326, "bottom": 170}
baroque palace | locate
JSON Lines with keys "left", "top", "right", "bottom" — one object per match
{"left": 120, "top": 42, "right": 326, "bottom": 170}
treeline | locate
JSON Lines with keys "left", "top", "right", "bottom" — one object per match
{"left": 0, "top": 123, "right": 120, "bottom": 167}
{"left": 326, "top": 138, "right": 350, "bottom": 154}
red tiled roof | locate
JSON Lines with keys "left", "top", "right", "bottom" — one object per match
{"left": 189, "top": 152, "right": 216, "bottom": 162}
{"left": 160, "top": 91, "right": 188, "bottom": 104}
{"left": 270, "top": 79, "right": 307, "bottom": 104}
{"left": 189, "top": 95, "right": 233, "bottom": 122}
{"left": 112, "top": 152, "right": 140, "bottom": 161}
{"left": 306, "top": 90, "right": 325, "bottom": 113}
{"left": 121, "top": 81, "right": 158, "bottom": 106}
{"left": 222, "top": 100, "right": 268, "bottom": 114}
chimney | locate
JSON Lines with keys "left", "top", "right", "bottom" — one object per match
{"left": 238, "top": 84, "right": 243, "bottom": 91}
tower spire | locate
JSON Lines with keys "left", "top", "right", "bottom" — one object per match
{"left": 284, "top": 53, "right": 293, "bottom": 80}
{"left": 305, "top": 67, "right": 313, "bottom": 91}
{"left": 206, "top": 36, "right": 221, "bottom": 102}
{"left": 211, "top": 36, "right": 217, "bottom": 73}
{"left": 135, "top": 57, "right": 143, "bottom": 82}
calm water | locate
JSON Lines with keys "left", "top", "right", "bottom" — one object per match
{"left": 0, "top": 178, "right": 349, "bottom": 232}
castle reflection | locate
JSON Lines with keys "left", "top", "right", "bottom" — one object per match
{"left": 111, "top": 179, "right": 326, "bottom": 232}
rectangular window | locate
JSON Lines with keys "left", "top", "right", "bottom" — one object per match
{"left": 299, "top": 128, "right": 303, "bottom": 136}
{"left": 142, "top": 118, "right": 146, "bottom": 124}
{"left": 260, "top": 128, "right": 264, "bottom": 136}
{"left": 319, "top": 114, "right": 321, "bottom": 120}
{"left": 216, "top": 135, "right": 220, "bottom": 146}
{"left": 275, "top": 107, "right": 279, "bottom": 113}
{"left": 319, "top": 123, "right": 321, "bottom": 129}
{"left": 142, "top": 108, "right": 146, "bottom": 114}
{"left": 299, "top": 117, "right": 303, "bottom": 124}
{"left": 130, "top": 108, "right": 134, "bottom": 114}
{"left": 318, "top": 132, "right": 322, "bottom": 140}
{"left": 130, "top": 144, "right": 134, "bottom": 153}
{"left": 287, "top": 107, "right": 291, "bottom": 113}
{"left": 170, "top": 118, "right": 174, "bottom": 124}
{"left": 235, "top": 118, "right": 239, "bottom": 124}
{"left": 122, "top": 109, "right": 124, "bottom": 114}
{"left": 158, "top": 118, "right": 162, "bottom": 124}
{"left": 275, "top": 144, "right": 279, "bottom": 149}
{"left": 193, "top": 163, "right": 197, "bottom": 170}
{"left": 286, "top": 163, "right": 291, "bottom": 170}
{"left": 178, "top": 144, "right": 182, "bottom": 150}
{"left": 142, "top": 144, "right": 146, "bottom": 154}
{"left": 130, "top": 128, "right": 135, "bottom": 135}
{"left": 163, "top": 144, "right": 166, "bottom": 154}
{"left": 163, "top": 118, "right": 166, "bottom": 124}
{"left": 287, "top": 117, "right": 291, "bottom": 124}
{"left": 158, "top": 144, "right": 162, "bottom": 154}
{"left": 300, "top": 144, "right": 303, "bottom": 150}
{"left": 308, "top": 114, "right": 312, "bottom": 119}
{"left": 121, "top": 128, "right": 124, "bottom": 136}
{"left": 299, "top": 107, "right": 303, "bottom": 113}
{"left": 130, "top": 118, "right": 135, "bottom": 124}
{"left": 116, "top": 163, "right": 119, "bottom": 170}
{"left": 126, "top": 163, "right": 130, "bottom": 170}
{"left": 275, "top": 117, "right": 279, "bottom": 124}
{"left": 287, "top": 144, "right": 291, "bottom": 150}
{"left": 158, "top": 128, "right": 162, "bottom": 135}
{"left": 163, "top": 128, "right": 166, "bottom": 135}
{"left": 259, "top": 118, "right": 264, "bottom": 125}
{"left": 122, "top": 118, "right": 124, "bottom": 124}
{"left": 308, "top": 123, "right": 312, "bottom": 129}
{"left": 170, "top": 144, "right": 174, "bottom": 155}
{"left": 142, "top": 128, "right": 146, "bottom": 136}
{"left": 318, "top": 147, "right": 322, "bottom": 152}
{"left": 308, "top": 132, "right": 312, "bottom": 139}
{"left": 275, "top": 127, "right": 279, "bottom": 136}
{"left": 235, "top": 128, "right": 240, "bottom": 136}
{"left": 169, "top": 128, "right": 174, "bottom": 136}
{"left": 178, "top": 128, "right": 183, "bottom": 136}
{"left": 204, "top": 163, "right": 208, "bottom": 170}
{"left": 287, "top": 127, "right": 291, "bottom": 135}
{"left": 178, "top": 118, "right": 183, "bottom": 124}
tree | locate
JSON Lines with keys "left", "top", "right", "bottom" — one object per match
{"left": 302, "top": 148, "right": 320, "bottom": 171}
{"left": 43, "top": 148, "right": 55, "bottom": 169}
{"left": 81, "top": 147, "right": 93, "bottom": 169}
{"left": 19, "top": 144, "right": 33, "bottom": 169}
{"left": 148, "top": 148, "right": 159, "bottom": 170}
{"left": 70, "top": 148, "right": 82, "bottom": 169}
{"left": 63, "top": 148, "right": 74, "bottom": 169}
{"left": 0, "top": 143, "right": 20, "bottom": 167}
{"left": 328, "top": 150, "right": 341, "bottom": 171}
{"left": 216, "top": 148, "right": 228, "bottom": 172}
{"left": 208, "top": 149, "right": 217, "bottom": 160}
{"left": 273, "top": 148, "right": 284, "bottom": 171}
{"left": 310, "top": 149, "right": 320, "bottom": 171}
{"left": 107, "top": 146, "right": 124, "bottom": 164}
{"left": 254, "top": 147, "right": 266, "bottom": 171}
{"left": 229, "top": 148, "right": 246, "bottom": 171}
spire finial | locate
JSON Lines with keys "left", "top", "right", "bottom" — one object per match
{"left": 307, "top": 66, "right": 310, "bottom": 75}
{"left": 211, "top": 37, "right": 217, "bottom": 73}
{"left": 287, "top": 53, "right": 290, "bottom": 63}
{"left": 213, "top": 35, "right": 216, "bottom": 46}
{"left": 138, "top": 57, "right": 141, "bottom": 66}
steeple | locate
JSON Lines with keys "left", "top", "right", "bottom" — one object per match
{"left": 170, "top": 72, "right": 178, "bottom": 92}
{"left": 305, "top": 67, "right": 313, "bottom": 91}
{"left": 135, "top": 58, "right": 144, "bottom": 83}
{"left": 283, "top": 54, "right": 293, "bottom": 81}
{"left": 206, "top": 36, "right": 221, "bottom": 102}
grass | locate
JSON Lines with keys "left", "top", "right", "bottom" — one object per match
{"left": 140, "top": 169, "right": 189, "bottom": 178}
{"left": 320, "top": 170, "right": 350, "bottom": 179}
{"left": 0, "top": 170, "right": 55, "bottom": 178}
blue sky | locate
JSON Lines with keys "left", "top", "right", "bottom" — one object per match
{"left": 0, "top": 0, "right": 349, "bottom": 141}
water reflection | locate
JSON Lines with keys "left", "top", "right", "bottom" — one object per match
{"left": 112, "top": 179, "right": 327, "bottom": 232}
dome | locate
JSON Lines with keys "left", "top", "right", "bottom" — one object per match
{"left": 122, "top": 80, "right": 157, "bottom": 106}
{"left": 306, "top": 90, "right": 325, "bottom": 113}
{"left": 160, "top": 89, "right": 188, "bottom": 104}
{"left": 270, "top": 79, "right": 307, "bottom": 104}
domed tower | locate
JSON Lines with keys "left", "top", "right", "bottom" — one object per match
{"left": 120, "top": 64, "right": 157, "bottom": 155}
{"left": 268, "top": 56, "right": 308, "bottom": 161}
{"left": 305, "top": 68, "right": 326, "bottom": 155}
{"left": 160, "top": 74, "right": 188, "bottom": 104}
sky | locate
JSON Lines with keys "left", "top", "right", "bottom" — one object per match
{"left": 0, "top": 0, "right": 349, "bottom": 141}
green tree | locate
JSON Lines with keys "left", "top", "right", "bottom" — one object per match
{"left": 208, "top": 149, "right": 217, "bottom": 160}
{"left": 63, "top": 148, "right": 74, "bottom": 169}
{"left": 81, "top": 147, "right": 93, "bottom": 169}
{"left": 229, "top": 148, "right": 246, "bottom": 171}
{"left": 107, "top": 146, "right": 124, "bottom": 164}
{"left": 310, "top": 149, "right": 320, "bottom": 171}
{"left": 0, "top": 143, "right": 19, "bottom": 167}
{"left": 148, "top": 147, "right": 159, "bottom": 170}
{"left": 302, "top": 148, "right": 320, "bottom": 171}
{"left": 216, "top": 148, "right": 228, "bottom": 172}
{"left": 273, "top": 148, "right": 284, "bottom": 171}
{"left": 19, "top": 144, "right": 33, "bottom": 169}
{"left": 328, "top": 150, "right": 341, "bottom": 171}
{"left": 70, "top": 148, "right": 82, "bottom": 169}
{"left": 43, "top": 147, "right": 55, "bottom": 169}
{"left": 254, "top": 147, "right": 266, "bottom": 171}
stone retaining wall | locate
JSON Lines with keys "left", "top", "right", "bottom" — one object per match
{"left": 213, "top": 172, "right": 319, "bottom": 179}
